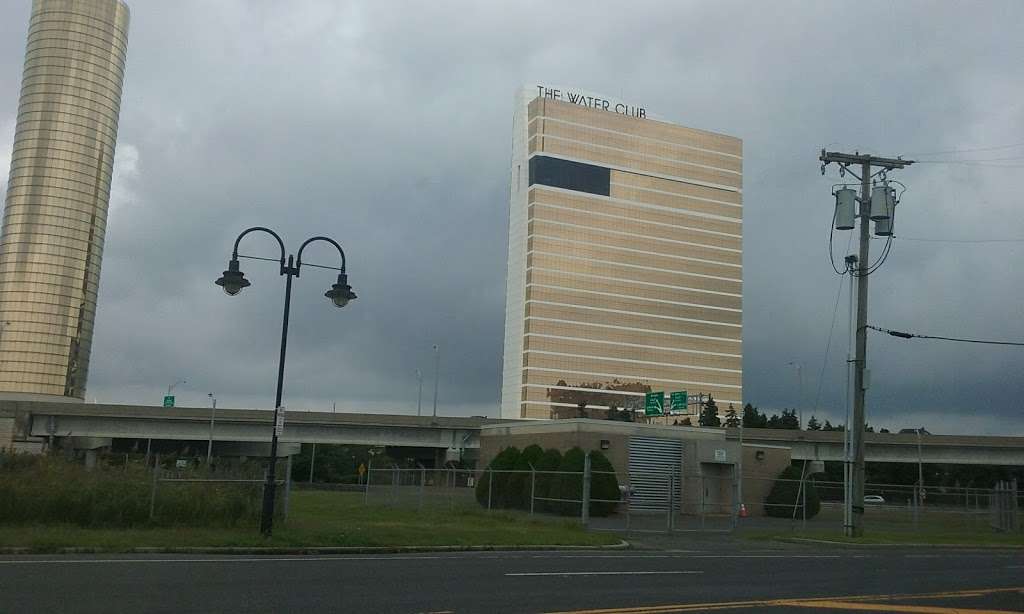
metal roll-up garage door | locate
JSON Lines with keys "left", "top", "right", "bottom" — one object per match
{"left": 628, "top": 436, "right": 682, "bottom": 511}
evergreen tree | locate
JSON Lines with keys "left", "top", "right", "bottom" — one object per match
{"left": 779, "top": 409, "right": 800, "bottom": 430}
{"left": 533, "top": 448, "right": 563, "bottom": 512}
{"left": 724, "top": 404, "right": 740, "bottom": 428}
{"left": 699, "top": 395, "right": 721, "bottom": 427}
{"left": 765, "top": 464, "right": 821, "bottom": 519}
{"left": 742, "top": 403, "right": 768, "bottom": 428}
{"left": 588, "top": 450, "right": 621, "bottom": 517}
{"left": 510, "top": 444, "right": 545, "bottom": 509}
{"left": 806, "top": 416, "right": 822, "bottom": 431}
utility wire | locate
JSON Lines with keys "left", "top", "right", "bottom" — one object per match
{"left": 907, "top": 142, "right": 1024, "bottom": 156}
{"left": 866, "top": 325, "right": 1024, "bottom": 347}
{"left": 811, "top": 267, "right": 847, "bottom": 420}
{"left": 896, "top": 236, "right": 1024, "bottom": 244}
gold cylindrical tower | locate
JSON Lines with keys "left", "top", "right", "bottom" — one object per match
{"left": 0, "top": 0, "right": 130, "bottom": 400}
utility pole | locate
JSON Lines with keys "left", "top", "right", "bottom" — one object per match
{"left": 415, "top": 369, "right": 423, "bottom": 416}
{"left": 820, "top": 150, "right": 914, "bottom": 538}
{"left": 432, "top": 344, "right": 440, "bottom": 418}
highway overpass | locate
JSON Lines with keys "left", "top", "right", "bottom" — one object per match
{"left": 3, "top": 401, "right": 1023, "bottom": 467}
{"left": 726, "top": 427, "right": 1024, "bottom": 466}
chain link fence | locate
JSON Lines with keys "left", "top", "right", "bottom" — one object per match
{"left": 362, "top": 460, "right": 1021, "bottom": 538}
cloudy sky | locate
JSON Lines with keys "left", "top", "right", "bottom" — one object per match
{"left": 1, "top": 1, "right": 1022, "bottom": 434}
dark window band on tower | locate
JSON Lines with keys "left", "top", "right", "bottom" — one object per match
{"left": 528, "top": 155, "right": 610, "bottom": 196}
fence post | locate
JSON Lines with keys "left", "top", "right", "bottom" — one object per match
{"left": 364, "top": 458, "right": 372, "bottom": 505}
{"left": 149, "top": 453, "right": 160, "bottom": 521}
{"left": 581, "top": 452, "right": 592, "bottom": 527}
{"left": 487, "top": 467, "right": 493, "bottom": 510}
{"left": 418, "top": 464, "right": 426, "bottom": 511}
{"left": 391, "top": 465, "right": 399, "bottom": 505}
{"left": 529, "top": 463, "right": 536, "bottom": 516}
{"left": 283, "top": 455, "right": 292, "bottom": 522}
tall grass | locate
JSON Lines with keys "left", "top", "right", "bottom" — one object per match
{"left": 0, "top": 452, "right": 267, "bottom": 528}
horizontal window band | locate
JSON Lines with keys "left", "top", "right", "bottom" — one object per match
{"left": 522, "top": 365, "right": 742, "bottom": 391}
{"left": 524, "top": 348, "right": 742, "bottom": 374}
{"left": 530, "top": 185, "right": 743, "bottom": 233}
{"left": 529, "top": 249, "right": 743, "bottom": 285}
{"left": 530, "top": 217, "right": 742, "bottom": 262}
{"left": 528, "top": 239, "right": 742, "bottom": 281}
{"left": 527, "top": 254, "right": 742, "bottom": 296}
{"left": 532, "top": 193, "right": 741, "bottom": 241}
{"left": 528, "top": 100, "right": 741, "bottom": 157}
{"left": 527, "top": 285, "right": 742, "bottom": 325}
{"left": 533, "top": 132, "right": 741, "bottom": 177}
{"left": 525, "top": 315, "right": 743, "bottom": 347}
{"left": 527, "top": 115, "right": 742, "bottom": 162}
{"left": 523, "top": 354, "right": 742, "bottom": 386}
{"left": 527, "top": 298, "right": 742, "bottom": 329}
{"left": 524, "top": 331, "right": 741, "bottom": 359}
{"left": 526, "top": 280, "right": 741, "bottom": 314}
{"left": 532, "top": 144, "right": 741, "bottom": 192}
{"left": 528, "top": 267, "right": 742, "bottom": 304}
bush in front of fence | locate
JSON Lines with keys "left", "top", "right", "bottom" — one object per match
{"left": 475, "top": 446, "right": 521, "bottom": 508}
{"left": 765, "top": 464, "right": 821, "bottom": 519}
{"left": 588, "top": 450, "right": 620, "bottom": 517}
{"left": 512, "top": 444, "right": 545, "bottom": 509}
{"left": 554, "top": 447, "right": 587, "bottom": 516}
{"left": 0, "top": 452, "right": 265, "bottom": 528}
{"left": 534, "top": 448, "right": 563, "bottom": 513}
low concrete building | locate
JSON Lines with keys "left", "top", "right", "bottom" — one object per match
{"left": 480, "top": 419, "right": 791, "bottom": 516}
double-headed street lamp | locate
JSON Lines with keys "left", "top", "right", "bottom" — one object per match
{"left": 215, "top": 226, "right": 356, "bottom": 537}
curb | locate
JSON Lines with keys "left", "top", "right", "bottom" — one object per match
{"left": 0, "top": 540, "right": 631, "bottom": 556}
{"left": 780, "top": 537, "right": 1024, "bottom": 550}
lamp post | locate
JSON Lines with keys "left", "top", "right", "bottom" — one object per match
{"left": 787, "top": 361, "right": 803, "bottom": 429}
{"left": 215, "top": 226, "right": 356, "bottom": 537}
{"left": 206, "top": 393, "right": 217, "bottom": 465}
{"left": 432, "top": 344, "right": 440, "bottom": 418}
{"left": 415, "top": 368, "right": 423, "bottom": 416}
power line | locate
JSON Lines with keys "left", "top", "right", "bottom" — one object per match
{"left": 907, "top": 142, "right": 1024, "bottom": 156}
{"left": 866, "top": 324, "right": 1024, "bottom": 347}
{"left": 896, "top": 236, "right": 1024, "bottom": 244}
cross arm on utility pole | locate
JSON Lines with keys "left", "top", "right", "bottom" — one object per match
{"left": 820, "top": 150, "right": 915, "bottom": 171}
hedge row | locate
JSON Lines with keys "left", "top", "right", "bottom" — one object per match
{"left": 474, "top": 446, "right": 620, "bottom": 517}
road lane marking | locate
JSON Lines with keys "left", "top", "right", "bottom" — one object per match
{"left": 782, "top": 600, "right": 1019, "bottom": 613}
{"left": 543, "top": 586, "right": 1024, "bottom": 614}
{"left": 507, "top": 570, "right": 702, "bottom": 577}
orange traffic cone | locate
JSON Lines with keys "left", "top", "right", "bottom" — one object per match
{"left": 739, "top": 503, "right": 748, "bottom": 518}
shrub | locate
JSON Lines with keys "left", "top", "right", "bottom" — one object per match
{"left": 553, "top": 447, "right": 587, "bottom": 516}
{"left": 588, "top": 450, "right": 620, "bottom": 517}
{"left": 533, "top": 448, "right": 563, "bottom": 513}
{"left": 474, "top": 446, "right": 521, "bottom": 508}
{"left": 510, "top": 444, "right": 545, "bottom": 510}
{"left": 765, "top": 464, "right": 821, "bottom": 519}
{"left": 0, "top": 452, "right": 265, "bottom": 527}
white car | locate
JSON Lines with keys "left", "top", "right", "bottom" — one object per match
{"left": 864, "top": 495, "right": 885, "bottom": 504}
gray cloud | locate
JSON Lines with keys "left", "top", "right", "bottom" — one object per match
{"left": 1, "top": 0, "right": 1022, "bottom": 434}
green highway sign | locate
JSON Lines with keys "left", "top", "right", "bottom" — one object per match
{"left": 162, "top": 395, "right": 174, "bottom": 408}
{"left": 644, "top": 391, "right": 664, "bottom": 416}
{"left": 670, "top": 390, "right": 688, "bottom": 413}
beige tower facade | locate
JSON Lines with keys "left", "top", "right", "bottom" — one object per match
{"left": 0, "top": 0, "right": 130, "bottom": 400}
{"left": 501, "top": 86, "right": 742, "bottom": 420}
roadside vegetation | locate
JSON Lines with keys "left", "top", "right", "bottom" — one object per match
{"left": 475, "top": 446, "right": 620, "bottom": 517}
{"left": 0, "top": 489, "right": 618, "bottom": 551}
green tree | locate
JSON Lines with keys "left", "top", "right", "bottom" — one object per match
{"left": 699, "top": 395, "right": 721, "bottom": 427}
{"left": 806, "top": 416, "right": 821, "bottom": 431}
{"left": 724, "top": 404, "right": 740, "bottom": 428}
{"left": 764, "top": 464, "right": 821, "bottom": 519}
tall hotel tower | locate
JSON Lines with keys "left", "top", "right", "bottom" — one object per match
{"left": 501, "top": 86, "right": 742, "bottom": 420}
{"left": 0, "top": 0, "right": 130, "bottom": 400}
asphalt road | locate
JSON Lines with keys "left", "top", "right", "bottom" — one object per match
{"left": 0, "top": 541, "right": 1021, "bottom": 613}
